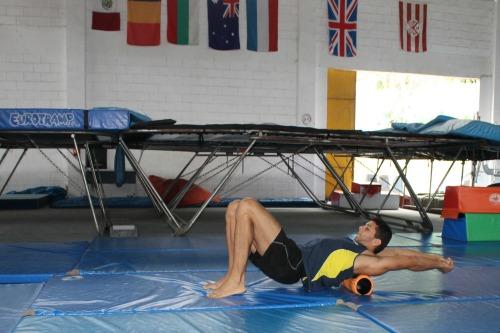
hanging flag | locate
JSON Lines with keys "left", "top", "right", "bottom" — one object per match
{"left": 327, "top": 0, "right": 357, "bottom": 57}
{"left": 92, "top": 0, "right": 120, "bottom": 31}
{"left": 399, "top": 1, "right": 427, "bottom": 53}
{"left": 207, "top": 0, "right": 240, "bottom": 50}
{"left": 127, "top": 0, "right": 161, "bottom": 46}
{"left": 167, "top": 0, "right": 200, "bottom": 45}
{"left": 246, "top": 0, "right": 278, "bottom": 52}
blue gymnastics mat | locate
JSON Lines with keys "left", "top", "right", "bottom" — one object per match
{"left": 14, "top": 306, "right": 388, "bottom": 333}
{"left": 78, "top": 234, "right": 333, "bottom": 274}
{"left": 30, "top": 264, "right": 500, "bottom": 316}
{"left": 359, "top": 299, "right": 500, "bottom": 333}
{"left": 6, "top": 231, "right": 500, "bottom": 332}
{"left": 0, "top": 284, "right": 43, "bottom": 333}
{"left": 0, "top": 242, "right": 89, "bottom": 283}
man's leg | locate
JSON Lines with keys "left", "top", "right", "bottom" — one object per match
{"left": 204, "top": 199, "right": 240, "bottom": 290}
{"left": 208, "top": 198, "right": 282, "bottom": 298}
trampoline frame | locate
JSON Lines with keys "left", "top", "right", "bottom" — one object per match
{"left": 1, "top": 123, "right": 499, "bottom": 235}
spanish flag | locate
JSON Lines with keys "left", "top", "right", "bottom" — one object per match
{"left": 127, "top": 0, "right": 161, "bottom": 46}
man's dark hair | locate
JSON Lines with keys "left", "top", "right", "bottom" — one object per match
{"left": 371, "top": 217, "right": 392, "bottom": 254}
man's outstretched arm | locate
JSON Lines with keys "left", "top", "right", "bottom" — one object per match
{"left": 353, "top": 251, "right": 454, "bottom": 276}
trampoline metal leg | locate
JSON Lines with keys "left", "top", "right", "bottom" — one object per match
{"left": 71, "top": 134, "right": 101, "bottom": 235}
{"left": 178, "top": 140, "right": 257, "bottom": 235}
{"left": 376, "top": 159, "right": 409, "bottom": 214}
{"left": 161, "top": 152, "right": 198, "bottom": 199}
{"left": 425, "top": 156, "right": 460, "bottom": 212}
{"left": 85, "top": 143, "right": 110, "bottom": 231}
{"left": 169, "top": 150, "right": 217, "bottom": 211}
{"left": 279, "top": 153, "right": 323, "bottom": 205}
{"left": 118, "top": 137, "right": 182, "bottom": 233}
{"left": 0, "top": 148, "right": 27, "bottom": 195}
{"left": 0, "top": 149, "right": 10, "bottom": 168}
{"left": 315, "top": 148, "right": 370, "bottom": 219}
{"left": 359, "top": 158, "right": 385, "bottom": 206}
{"left": 386, "top": 146, "right": 433, "bottom": 233}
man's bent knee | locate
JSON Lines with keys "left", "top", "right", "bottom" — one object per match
{"left": 237, "top": 197, "right": 261, "bottom": 215}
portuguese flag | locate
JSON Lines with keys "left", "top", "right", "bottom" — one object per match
{"left": 167, "top": 0, "right": 200, "bottom": 45}
{"left": 127, "top": 0, "right": 161, "bottom": 46}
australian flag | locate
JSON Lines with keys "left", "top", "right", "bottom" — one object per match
{"left": 208, "top": 0, "right": 240, "bottom": 50}
{"left": 327, "top": 0, "right": 357, "bottom": 57}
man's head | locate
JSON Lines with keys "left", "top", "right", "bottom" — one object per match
{"left": 355, "top": 217, "right": 392, "bottom": 253}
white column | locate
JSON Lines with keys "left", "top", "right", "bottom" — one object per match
{"left": 296, "top": 1, "right": 318, "bottom": 128}
{"left": 66, "top": 0, "right": 86, "bottom": 108}
{"left": 491, "top": 0, "right": 500, "bottom": 124}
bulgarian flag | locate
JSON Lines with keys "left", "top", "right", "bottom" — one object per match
{"left": 127, "top": 0, "right": 161, "bottom": 46}
{"left": 167, "top": 0, "right": 200, "bottom": 45}
{"left": 92, "top": 0, "right": 120, "bottom": 31}
{"left": 246, "top": 0, "right": 278, "bottom": 52}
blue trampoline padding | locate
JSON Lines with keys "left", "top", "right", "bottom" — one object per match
{"left": 0, "top": 242, "right": 89, "bottom": 283}
{"left": 0, "top": 284, "right": 43, "bottom": 333}
{"left": 359, "top": 299, "right": 500, "bottom": 333}
{"left": 32, "top": 272, "right": 348, "bottom": 316}
{"left": 391, "top": 115, "right": 500, "bottom": 143}
{"left": 15, "top": 306, "right": 388, "bottom": 333}
{"left": 6, "top": 186, "right": 66, "bottom": 203}
{"left": 88, "top": 107, "right": 151, "bottom": 131}
{"left": 0, "top": 108, "right": 85, "bottom": 130}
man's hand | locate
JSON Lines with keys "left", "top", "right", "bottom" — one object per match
{"left": 438, "top": 257, "right": 454, "bottom": 273}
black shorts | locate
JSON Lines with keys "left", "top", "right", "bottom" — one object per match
{"left": 249, "top": 229, "right": 305, "bottom": 284}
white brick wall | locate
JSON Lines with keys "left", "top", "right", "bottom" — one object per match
{"left": 0, "top": 0, "right": 497, "bottom": 198}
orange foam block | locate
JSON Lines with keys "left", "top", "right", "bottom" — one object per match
{"left": 442, "top": 186, "right": 500, "bottom": 219}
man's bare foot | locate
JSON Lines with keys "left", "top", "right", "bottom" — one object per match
{"left": 207, "top": 279, "right": 246, "bottom": 298}
{"left": 203, "top": 275, "right": 227, "bottom": 290}
{"left": 439, "top": 257, "right": 454, "bottom": 273}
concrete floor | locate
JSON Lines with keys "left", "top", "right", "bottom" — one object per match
{"left": 0, "top": 206, "right": 444, "bottom": 243}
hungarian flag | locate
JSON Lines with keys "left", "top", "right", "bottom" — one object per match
{"left": 399, "top": 1, "right": 427, "bottom": 53}
{"left": 327, "top": 0, "right": 358, "bottom": 57}
{"left": 92, "top": 0, "right": 120, "bottom": 31}
{"left": 246, "top": 0, "right": 278, "bottom": 52}
{"left": 167, "top": 0, "right": 200, "bottom": 45}
{"left": 207, "top": 0, "right": 240, "bottom": 50}
{"left": 127, "top": 0, "right": 161, "bottom": 46}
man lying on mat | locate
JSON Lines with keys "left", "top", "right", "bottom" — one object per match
{"left": 204, "top": 198, "right": 454, "bottom": 298}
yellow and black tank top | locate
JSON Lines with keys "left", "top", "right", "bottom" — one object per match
{"left": 300, "top": 238, "right": 366, "bottom": 291}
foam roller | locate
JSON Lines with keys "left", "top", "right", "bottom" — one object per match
{"left": 341, "top": 275, "right": 374, "bottom": 295}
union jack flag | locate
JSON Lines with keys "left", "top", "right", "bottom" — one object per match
{"left": 223, "top": 0, "right": 239, "bottom": 18}
{"left": 327, "top": 0, "right": 357, "bottom": 57}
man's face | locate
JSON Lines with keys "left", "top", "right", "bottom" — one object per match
{"left": 355, "top": 220, "right": 378, "bottom": 245}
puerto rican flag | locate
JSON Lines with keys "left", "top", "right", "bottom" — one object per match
{"left": 327, "top": 0, "right": 357, "bottom": 57}
{"left": 399, "top": 1, "right": 427, "bottom": 53}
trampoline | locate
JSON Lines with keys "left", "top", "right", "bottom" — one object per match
{"left": 1, "top": 108, "right": 499, "bottom": 236}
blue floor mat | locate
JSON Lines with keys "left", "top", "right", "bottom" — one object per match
{"left": 359, "top": 299, "right": 500, "bottom": 333}
{"left": 0, "top": 284, "right": 43, "bottom": 333}
{"left": 32, "top": 272, "right": 339, "bottom": 316}
{"left": 0, "top": 242, "right": 89, "bottom": 283}
{"left": 15, "top": 305, "right": 389, "bottom": 333}
{"left": 31, "top": 263, "right": 500, "bottom": 317}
